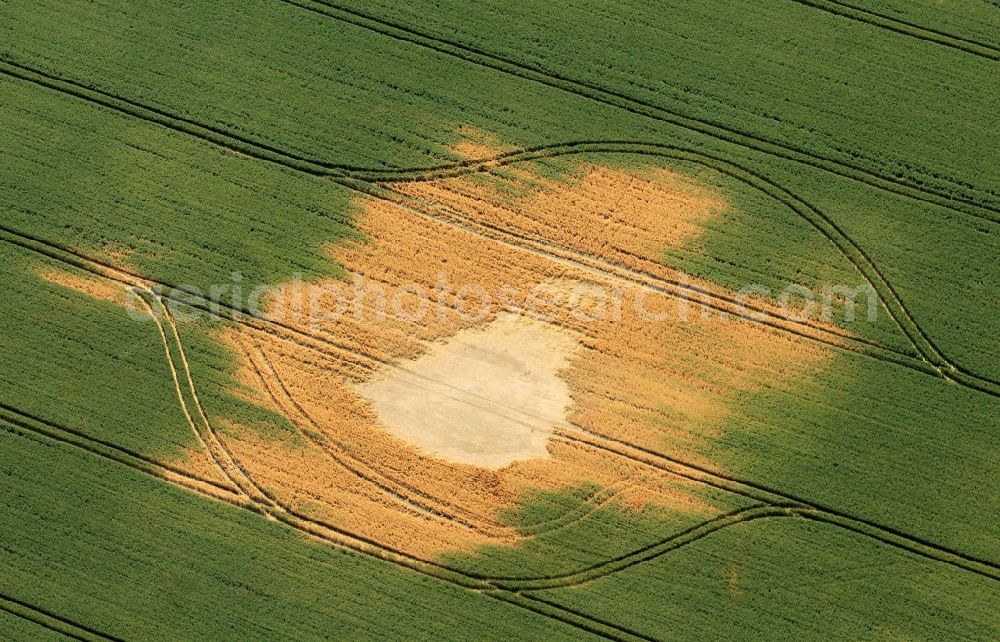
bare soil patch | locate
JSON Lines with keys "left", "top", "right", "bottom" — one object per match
{"left": 355, "top": 312, "right": 579, "bottom": 468}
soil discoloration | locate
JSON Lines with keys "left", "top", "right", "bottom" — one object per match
{"left": 218, "top": 144, "right": 831, "bottom": 557}
{"left": 398, "top": 162, "right": 727, "bottom": 268}
{"left": 38, "top": 267, "right": 129, "bottom": 305}
{"left": 44, "top": 139, "right": 832, "bottom": 560}
{"left": 355, "top": 313, "right": 579, "bottom": 468}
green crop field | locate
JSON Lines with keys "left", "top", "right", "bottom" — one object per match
{"left": 1, "top": 1, "right": 998, "bottom": 640}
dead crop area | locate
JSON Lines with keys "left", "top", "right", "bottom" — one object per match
{"left": 213, "top": 154, "right": 831, "bottom": 561}
{"left": 1, "top": 1, "right": 997, "bottom": 640}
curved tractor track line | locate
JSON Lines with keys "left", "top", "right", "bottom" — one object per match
{"left": 347, "top": 143, "right": 1000, "bottom": 396}
{"left": 136, "top": 290, "right": 278, "bottom": 509}
{"left": 142, "top": 287, "right": 656, "bottom": 640}
{"left": 240, "top": 333, "right": 519, "bottom": 536}
{"left": 0, "top": 191, "right": 979, "bottom": 402}
{"left": 0, "top": 592, "right": 124, "bottom": 642}
{"left": 0, "top": 410, "right": 991, "bottom": 610}
{"left": 161, "top": 301, "right": 286, "bottom": 506}
{"left": 275, "top": 0, "right": 1000, "bottom": 222}
{"left": 248, "top": 330, "right": 681, "bottom": 547}
{"left": 1, "top": 62, "right": 992, "bottom": 636}
{"left": 4, "top": 404, "right": 997, "bottom": 600}
{"left": 347, "top": 177, "right": 995, "bottom": 397}
{"left": 788, "top": 0, "right": 1000, "bottom": 60}
{"left": 231, "top": 308, "right": 782, "bottom": 529}
{"left": 244, "top": 333, "right": 662, "bottom": 540}
{"left": 501, "top": 499, "right": 1000, "bottom": 590}
{"left": 2, "top": 220, "right": 943, "bottom": 422}
{"left": 45, "top": 302, "right": 643, "bottom": 640}
{"left": 357, "top": 140, "right": 982, "bottom": 392}
{"left": 42, "top": 267, "right": 1000, "bottom": 585}
{"left": 3, "top": 58, "right": 995, "bottom": 394}
{"left": 0, "top": 415, "right": 643, "bottom": 642}
{"left": 2, "top": 53, "right": 998, "bottom": 226}
{"left": 514, "top": 476, "right": 651, "bottom": 539}
{"left": 553, "top": 428, "right": 1000, "bottom": 580}
{"left": 365, "top": 168, "right": 921, "bottom": 359}
{"left": 376, "top": 177, "right": 871, "bottom": 351}
{"left": 18, "top": 256, "right": 1000, "bottom": 589}
{"left": 12, "top": 223, "right": 653, "bottom": 436}
{"left": 4, "top": 233, "right": 1000, "bottom": 581}
{"left": 491, "top": 505, "right": 798, "bottom": 590}
{"left": 1, "top": 60, "right": 997, "bottom": 393}
{"left": 3, "top": 379, "right": 998, "bottom": 591}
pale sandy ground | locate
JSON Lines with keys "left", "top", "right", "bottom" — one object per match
{"left": 354, "top": 312, "right": 580, "bottom": 468}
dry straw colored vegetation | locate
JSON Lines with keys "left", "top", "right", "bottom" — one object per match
{"left": 213, "top": 156, "right": 829, "bottom": 561}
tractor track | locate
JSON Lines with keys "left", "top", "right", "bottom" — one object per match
{"left": 550, "top": 428, "right": 1000, "bottom": 580}
{"left": 8, "top": 4, "right": 996, "bottom": 214}
{"left": 0, "top": 402, "right": 241, "bottom": 503}
{"left": 488, "top": 505, "right": 799, "bottom": 589}
{"left": 6, "top": 277, "right": 999, "bottom": 584}
{"left": 2, "top": 186, "right": 991, "bottom": 401}
{"left": 276, "top": 0, "right": 1000, "bottom": 222}
{"left": 135, "top": 295, "right": 656, "bottom": 639}
{"left": 787, "top": 0, "right": 1000, "bottom": 60}
{"left": 3, "top": 404, "right": 996, "bottom": 597}
{"left": 7, "top": 234, "right": 1000, "bottom": 580}
{"left": 240, "top": 333, "right": 520, "bottom": 536}
{"left": 245, "top": 333, "right": 649, "bottom": 540}
{"left": 138, "top": 291, "right": 278, "bottom": 508}
{"left": 352, "top": 149, "right": 1000, "bottom": 396}
{"left": 0, "top": 592, "right": 124, "bottom": 642}
{"left": 378, "top": 175, "right": 870, "bottom": 350}
{"left": 11, "top": 228, "right": 1000, "bottom": 588}
{"left": 4, "top": 13, "right": 995, "bottom": 636}
{"left": 515, "top": 476, "right": 650, "bottom": 539}
{"left": 2, "top": 51, "right": 999, "bottom": 227}
{"left": 2, "top": 57, "right": 998, "bottom": 394}
{"left": 245, "top": 320, "right": 730, "bottom": 537}
{"left": 4, "top": 300, "right": 999, "bottom": 637}
{"left": 0, "top": 410, "right": 650, "bottom": 642}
